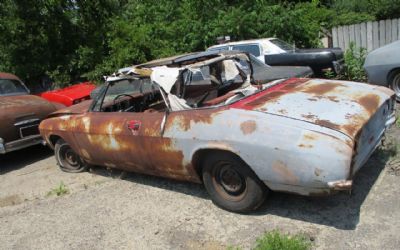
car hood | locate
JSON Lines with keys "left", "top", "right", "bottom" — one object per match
{"left": 0, "top": 94, "right": 56, "bottom": 113}
{"left": 0, "top": 95, "right": 58, "bottom": 142}
{"left": 231, "top": 78, "right": 394, "bottom": 138}
{"left": 254, "top": 66, "right": 313, "bottom": 83}
{"left": 39, "top": 83, "right": 96, "bottom": 99}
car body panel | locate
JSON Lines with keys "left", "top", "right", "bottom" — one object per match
{"left": 364, "top": 40, "right": 400, "bottom": 86}
{"left": 0, "top": 73, "right": 60, "bottom": 153}
{"left": 39, "top": 52, "right": 395, "bottom": 196}
{"left": 38, "top": 82, "right": 96, "bottom": 106}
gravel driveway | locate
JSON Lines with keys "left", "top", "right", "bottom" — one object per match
{"left": 1, "top": 129, "right": 400, "bottom": 249}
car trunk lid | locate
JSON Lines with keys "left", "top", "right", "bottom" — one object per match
{"left": 231, "top": 78, "right": 394, "bottom": 139}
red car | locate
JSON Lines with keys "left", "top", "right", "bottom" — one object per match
{"left": 37, "top": 82, "right": 96, "bottom": 107}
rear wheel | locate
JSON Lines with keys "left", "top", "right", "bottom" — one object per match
{"left": 202, "top": 152, "right": 268, "bottom": 212}
{"left": 55, "top": 139, "right": 88, "bottom": 173}
{"left": 389, "top": 70, "right": 400, "bottom": 101}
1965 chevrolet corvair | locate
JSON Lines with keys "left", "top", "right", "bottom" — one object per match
{"left": 39, "top": 51, "right": 396, "bottom": 212}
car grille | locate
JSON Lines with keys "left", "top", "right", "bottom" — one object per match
{"left": 14, "top": 118, "right": 40, "bottom": 138}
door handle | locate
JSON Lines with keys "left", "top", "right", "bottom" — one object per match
{"left": 127, "top": 120, "right": 141, "bottom": 131}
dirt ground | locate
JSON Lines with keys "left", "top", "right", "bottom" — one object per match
{"left": 1, "top": 121, "right": 400, "bottom": 249}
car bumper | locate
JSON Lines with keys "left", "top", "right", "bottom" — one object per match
{"left": 0, "top": 136, "right": 44, "bottom": 154}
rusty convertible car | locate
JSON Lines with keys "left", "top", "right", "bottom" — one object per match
{"left": 39, "top": 51, "right": 396, "bottom": 212}
{"left": 0, "top": 72, "right": 62, "bottom": 154}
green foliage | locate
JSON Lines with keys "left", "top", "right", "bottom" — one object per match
{"left": 341, "top": 42, "right": 368, "bottom": 82}
{"left": 253, "top": 231, "right": 311, "bottom": 250}
{"left": 47, "top": 182, "right": 69, "bottom": 197}
{"left": 0, "top": 0, "right": 398, "bottom": 86}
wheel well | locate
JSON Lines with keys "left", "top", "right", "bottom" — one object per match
{"left": 191, "top": 148, "right": 243, "bottom": 179}
{"left": 49, "top": 135, "right": 62, "bottom": 148}
{"left": 387, "top": 68, "right": 400, "bottom": 83}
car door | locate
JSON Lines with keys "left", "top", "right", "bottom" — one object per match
{"left": 75, "top": 77, "right": 179, "bottom": 176}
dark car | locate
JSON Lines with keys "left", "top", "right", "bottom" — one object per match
{"left": 364, "top": 40, "right": 400, "bottom": 100}
{"left": 0, "top": 72, "right": 62, "bottom": 154}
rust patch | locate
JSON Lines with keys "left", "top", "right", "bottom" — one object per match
{"left": 301, "top": 82, "right": 344, "bottom": 95}
{"left": 240, "top": 120, "right": 257, "bottom": 135}
{"left": 272, "top": 160, "right": 299, "bottom": 184}
{"left": 326, "top": 96, "right": 339, "bottom": 103}
{"left": 314, "top": 119, "right": 341, "bottom": 131}
{"left": 341, "top": 124, "right": 359, "bottom": 138}
{"left": 277, "top": 109, "right": 288, "bottom": 115}
{"left": 303, "top": 133, "right": 318, "bottom": 141}
{"left": 301, "top": 114, "right": 317, "bottom": 120}
{"left": 298, "top": 143, "right": 313, "bottom": 148}
{"left": 358, "top": 94, "right": 380, "bottom": 116}
{"left": 168, "top": 108, "right": 225, "bottom": 132}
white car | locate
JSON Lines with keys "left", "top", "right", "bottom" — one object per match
{"left": 208, "top": 38, "right": 344, "bottom": 75}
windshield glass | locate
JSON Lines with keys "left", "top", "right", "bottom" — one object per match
{"left": 270, "top": 38, "right": 294, "bottom": 51}
{"left": 0, "top": 79, "right": 29, "bottom": 95}
{"left": 92, "top": 77, "right": 159, "bottom": 112}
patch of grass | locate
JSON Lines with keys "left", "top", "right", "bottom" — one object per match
{"left": 227, "top": 231, "right": 311, "bottom": 250}
{"left": 46, "top": 182, "right": 69, "bottom": 197}
{"left": 254, "top": 231, "right": 311, "bottom": 250}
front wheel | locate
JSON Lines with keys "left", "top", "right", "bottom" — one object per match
{"left": 55, "top": 139, "right": 88, "bottom": 173}
{"left": 389, "top": 70, "right": 400, "bottom": 101}
{"left": 202, "top": 152, "right": 269, "bottom": 212}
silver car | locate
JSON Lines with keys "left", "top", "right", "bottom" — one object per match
{"left": 364, "top": 40, "right": 400, "bottom": 100}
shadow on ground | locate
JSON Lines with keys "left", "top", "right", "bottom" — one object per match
{"left": 0, "top": 145, "right": 53, "bottom": 174}
{"left": 89, "top": 144, "right": 393, "bottom": 230}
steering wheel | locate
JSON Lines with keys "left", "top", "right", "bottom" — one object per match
{"left": 193, "top": 91, "right": 211, "bottom": 108}
{"left": 113, "top": 94, "right": 136, "bottom": 112}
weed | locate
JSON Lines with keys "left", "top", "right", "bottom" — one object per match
{"left": 253, "top": 231, "right": 311, "bottom": 250}
{"left": 339, "top": 42, "right": 368, "bottom": 82}
{"left": 227, "top": 231, "right": 311, "bottom": 250}
{"left": 47, "top": 182, "right": 69, "bottom": 197}
{"left": 396, "top": 118, "right": 400, "bottom": 128}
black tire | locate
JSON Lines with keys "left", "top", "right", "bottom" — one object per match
{"left": 389, "top": 69, "right": 400, "bottom": 101}
{"left": 55, "top": 139, "right": 88, "bottom": 173}
{"left": 202, "top": 152, "right": 269, "bottom": 212}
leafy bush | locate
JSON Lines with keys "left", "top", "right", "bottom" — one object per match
{"left": 341, "top": 42, "right": 368, "bottom": 82}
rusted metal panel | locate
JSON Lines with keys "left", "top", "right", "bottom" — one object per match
{"left": 231, "top": 78, "right": 393, "bottom": 138}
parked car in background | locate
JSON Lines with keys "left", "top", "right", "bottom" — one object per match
{"left": 208, "top": 38, "right": 344, "bottom": 76}
{"left": 37, "top": 82, "right": 97, "bottom": 106}
{"left": 364, "top": 40, "right": 400, "bottom": 100}
{"left": 0, "top": 72, "right": 63, "bottom": 154}
{"left": 40, "top": 51, "right": 395, "bottom": 212}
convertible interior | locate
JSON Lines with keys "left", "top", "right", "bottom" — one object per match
{"left": 99, "top": 56, "right": 259, "bottom": 113}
